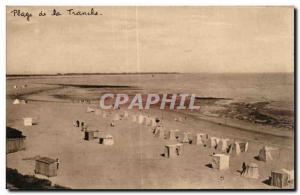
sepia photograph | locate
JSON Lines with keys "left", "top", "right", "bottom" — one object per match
{"left": 6, "top": 6, "right": 295, "bottom": 190}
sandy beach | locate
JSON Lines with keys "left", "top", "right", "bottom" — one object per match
{"left": 6, "top": 74, "right": 294, "bottom": 189}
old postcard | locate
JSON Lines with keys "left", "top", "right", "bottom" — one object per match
{"left": 6, "top": 6, "right": 294, "bottom": 190}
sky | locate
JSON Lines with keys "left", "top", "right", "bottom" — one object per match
{"left": 6, "top": 6, "right": 294, "bottom": 74}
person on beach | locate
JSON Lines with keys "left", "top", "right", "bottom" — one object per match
{"left": 56, "top": 158, "right": 60, "bottom": 170}
{"left": 242, "top": 162, "right": 246, "bottom": 175}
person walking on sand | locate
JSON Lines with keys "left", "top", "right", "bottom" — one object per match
{"left": 242, "top": 162, "right": 246, "bottom": 175}
{"left": 56, "top": 158, "right": 60, "bottom": 170}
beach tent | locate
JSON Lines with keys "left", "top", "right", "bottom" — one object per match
{"left": 164, "top": 145, "right": 178, "bottom": 158}
{"left": 86, "top": 107, "right": 95, "bottom": 113}
{"left": 142, "top": 116, "right": 148, "bottom": 125}
{"left": 176, "top": 143, "right": 184, "bottom": 155}
{"left": 241, "top": 162, "right": 259, "bottom": 179}
{"left": 166, "top": 130, "right": 177, "bottom": 141}
{"left": 228, "top": 142, "right": 241, "bottom": 155}
{"left": 228, "top": 141, "right": 248, "bottom": 154}
{"left": 92, "top": 130, "right": 101, "bottom": 139}
{"left": 35, "top": 157, "right": 58, "bottom": 177}
{"left": 84, "top": 131, "right": 95, "bottom": 141}
{"left": 211, "top": 154, "right": 230, "bottom": 170}
{"left": 270, "top": 170, "right": 289, "bottom": 188}
{"left": 144, "top": 116, "right": 152, "bottom": 126}
{"left": 13, "top": 99, "right": 20, "bottom": 105}
{"left": 138, "top": 114, "right": 144, "bottom": 124}
{"left": 164, "top": 143, "right": 183, "bottom": 158}
{"left": 123, "top": 111, "right": 129, "bottom": 118}
{"left": 7, "top": 127, "right": 26, "bottom": 154}
{"left": 208, "top": 137, "right": 220, "bottom": 148}
{"left": 281, "top": 169, "right": 294, "bottom": 182}
{"left": 239, "top": 142, "right": 249, "bottom": 152}
{"left": 216, "top": 138, "right": 230, "bottom": 152}
{"left": 181, "top": 132, "right": 190, "bottom": 143}
{"left": 150, "top": 118, "right": 157, "bottom": 127}
{"left": 199, "top": 133, "right": 209, "bottom": 145}
{"left": 257, "top": 146, "right": 279, "bottom": 162}
{"left": 192, "top": 133, "right": 205, "bottom": 145}
{"left": 175, "top": 117, "right": 183, "bottom": 122}
{"left": 153, "top": 126, "right": 160, "bottom": 135}
{"left": 99, "top": 135, "right": 114, "bottom": 146}
{"left": 23, "top": 117, "right": 33, "bottom": 126}
{"left": 20, "top": 100, "right": 27, "bottom": 104}
{"left": 155, "top": 127, "right": 165, "bottom": 139}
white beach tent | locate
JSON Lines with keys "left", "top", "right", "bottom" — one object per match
{"left": 281, "top": 169, "right": 294, "bottom": 182}
{"left": 239, "top": 142, "right": 249, "bottom": 152}
{"left": 86, "top": 107, "right": 95, "bottom": 113}
{"left": 208, "top": 137, "right": 220, "bottom": 148}
{"left": 100, "top": 135, "right": 114, "bottom": 146}
{"left": 211, "top": 154, "right": 230, "bottom": 170}
{"left": 216, "top": 138, "right": 230, "bottom": 152}
{"left": 228, "top": 142, "right": 241, "bottom": 155}
{"left": 13, "top": 99, "right": 20, "bottom": 105}
{"left": 257, "top": 146, "right": 279, "bottom": 162}
{"left": 23, "top": 117, "right": 33, "bottom": 126}
{"left": 192, "top": 133, "right": 206, "bottom": 145}
{"left": 167, "top": 130, "right": 177, "bottom": 141}
{"left": 144, "top": 116, "right": 152, "bottom": 126}
{"left": 150, "top": 118, "right": 157, "bottom": 127}
{"left": 138, "top": 114, "right": 144, "bottom": 124}
{"left": 123, "top": 111, "right": 129, "bottom": 118}
{"left": 164, "top": 143, "right": 183, "bottom": 158}
{"left": 181, "top": 132, "right": 190, "bottom": 143}
{"left": 155, "top": 127, "right": 165, "bottom": 139}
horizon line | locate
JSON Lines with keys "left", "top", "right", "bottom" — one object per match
{"left": 6, "top": 71, "right": 294, "bottom": 77}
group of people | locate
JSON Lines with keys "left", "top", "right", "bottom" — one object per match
{"left": 75, "top": 120, "right": 86, "bottom": 131}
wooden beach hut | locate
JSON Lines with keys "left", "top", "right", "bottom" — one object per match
{"left": 164, "top": 143, "right": 183, "bottom": 158}
{"left": 6, "top": 127, "right": 26, "bottom": 154}
{"left": 34, "top": 157, "right": 58, "bottom": 177}
{"left": 84, "top": 131, "right": 95, "bottom": 141}
{"left": 241, "top": 162, "right": 259, "bottom": 179}
{"left": 270, "top": 170, "right": 289, "bottom": 188}
{"left": 99, "top": 135, "right": 114, "bottom": 145}
{"left": 211, "top": 154, "right": 230, "bottom": 170}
